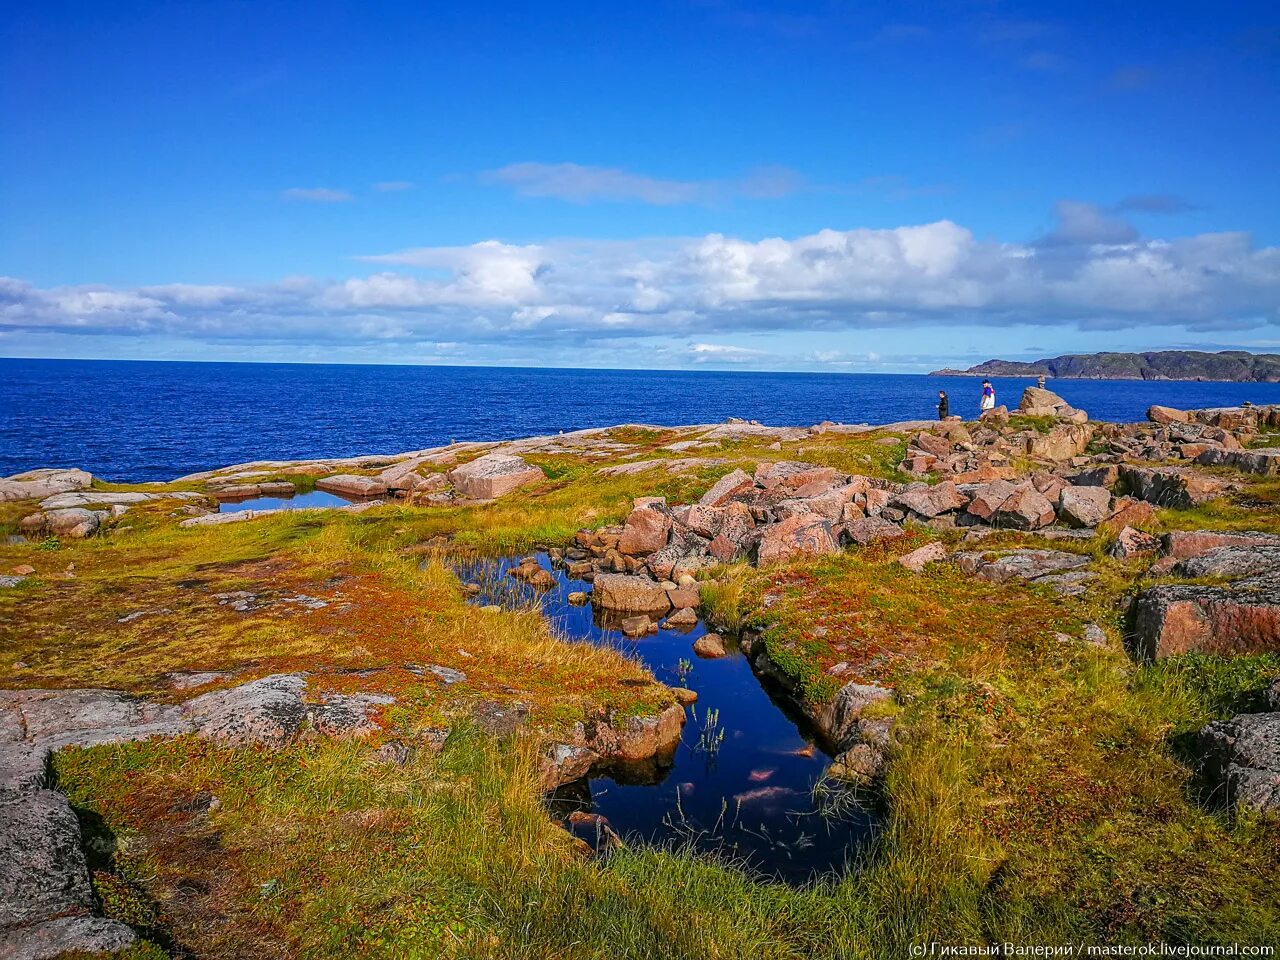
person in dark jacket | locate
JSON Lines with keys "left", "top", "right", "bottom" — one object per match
{"left": 937, "top": 390, "right": 949, "bottom": 420}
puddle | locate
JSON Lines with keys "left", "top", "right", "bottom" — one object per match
{"left": 217, "top": 490, "right": 362, "bottom": 513}
{"left": 452, "top": 552, "right": 878, "bottom": 885}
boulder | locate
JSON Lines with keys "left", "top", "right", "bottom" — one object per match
{"left": 1109, "top": 525, "right": 1161, "bottom": 559}
{"left": 1173, "top": 545, "right": 1280, "bottom": 581}
{"left": 1147, "top": 405, "right": 1190, "bottom": 425}
{"left": 1072, "top": 464, "right": 1121, "bottom": 489}
{"left": 1057, "top": 485, "right": 1112, "bottom": 528}
{"left": 966, "top": 479, "right": 1018, "bottom": 522}
{"left": 0, "top": 790, "right": 137, "bottom": 954}
{"left": 617, "top": 506, "right": 672, "bottom": 556}
{"left": 813, "top": 682, "right": 893, "bottom": 752}
{"left": 1025, "top": 424, "right": 1093, "bottom": 462}
{"left": 1197, "top": 711, "right": 1280, "bottom": 813}
{"left": 19, "top": 508, "right": 102, "bottom": 539}
{"left": 447, "top": 454, "right": 545, "bottom": 499}
{"left": 663, "top": 607, "right": 698, "bottom": 629}
{"left": 992, "top": 485, "right": 1056, "bottom": 531}
{"left": 692, "top": 633, "right": 727, "bottom": 658}
{"left": 753, "top": 462, "right": 842, "bottom": 492}
{"left": 1197, "top": 447, "right": 1280, "bottom": 477}
{"left": 1018, "top": 386, "right": 1070, "bottom": 414}
{"left": 1131, "top": 583, "right": 1280, "bottom": 659}
{"left": 620, "top": 616, "right": 651, "bottom": 638}
{"left": 699, "top": 468, "right": 755, "bottom": 507}
{"left": 890, "top": 481, "right": 968, "bottom": 519}
{"left": 955, "top": 549, "right": 1091, "bottom": 584}
{"left": 1162, "top": 530, "right": 1280, "bottom": 561}
{"left": 592, "top": 574, "right": 672, "bottom": 616}
{"left": 897, "top": 542, "right": 947, "bottom": 573}
{"left": 315, "top": 474, "right": 389, "bottom": 498}
{"left": 1119, "top": 466, "right": 1225, "bottom": 509}
{"left": 843, "top": 516, "right": 907, "bottom": 547}
{"left": 680, "top": 504, "right": 724, "bottom": 539}
{"left": 911, "top": 432, "right": 953, "bottom": 458}
{"left": 756, "top": 514, "right": 839, "bottom": 565}
{"left": 979, "top": 405, "right": 1010, "bottom": 425}
{"left": 1098, "top": 497, "right": 1157, "bottom": 535}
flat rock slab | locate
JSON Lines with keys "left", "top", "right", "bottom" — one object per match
{"left": 0, "top": 469, "right": 93, "bottom": 504}
{"left": 315, "top": 474, "right": 389, "bottom": 497}
{"left": 1198, "top": 711, "right": 1280, "bottom": 813}
{"left": 447, "top": 454, "right": 545, "bottom": 499}
{"left": 954, "top": 549, "right": 1091, "bottom": 584}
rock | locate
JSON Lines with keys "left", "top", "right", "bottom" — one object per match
{"left": 617, "top": 506, "right": 672, "bottom": 555}
{"left": 314, "top": 474, "right": 389, "bottom": 498}
{"left": 992, "top": 485, "right": 1056, "bottom": 531}
{"left": 966, "top": 479, "right": 1018, "bottom": 522}
{"left": 911, "top": 432, "right": 953, "bottom": 458}
{"left": 1131, "top": 583, "right": 1280, "bottom": 659}
{"left": 672, "top": 687, "right": 698, "bottom": 706}
{"left": 1197, "top": 712, "right": 1280, "bottom": 813}
{"left": 692, "top": 633, "right": 727, "bottom": 658}
{"left": 1173, "top": 545, "right": 1280, "bottom": 581}
{"left": 10, "top": 566, "right": 35, "bottom": 577}
{"left": 1025, "top": 424, "right": 1093, "bottom": 462}
{"left": 19, "top": 508, "right": 100, "bottom": 539}
{"left": 897, "top": 542, "right": 947, "bottom": 572}
{"left": 1148, "top": 405, "right": 1191, "bottom": 424}
{"left": 1161, "top": 530, "right": 1280, "bottom": 561}
{"left": 843, "top": 516, "right": 907, "bottom": 546}
{"left": 592, "top": 574, "right": 672, "bottom": 615}
{"left": 756, "top": 513, "right": 839, "bottom": 565}
{"left": 1057, "top": 485, "right": 1112, "bottom": 528}
{"left": 1119, "top": 466, "right": 1225, "bottom": 508}
{"left": 0, "top": 790, "right": 137, "bottom": 956}
{"left": 1197, "top": 447, "right": 1280, "bottom": 476}
{"left": 447, "top": 454, "right": 545, "bottom": 499}
{"left": 698, "top": 468, "right": 754, "bottom": 507}
{"left": 1109, "top": 525, "right": 1161, "bottom": 559}
{"left": 954, "top": 549, "right": 1090, "bottom": 584}
{"left": 814, "top": 682, "right": 893, "bottom": 752}
{"left": 540, "top": 743, "right": 600, "bottom": 788}
{"left": 666, "top": 585, "right": 700, "bottom": 610}
{"left": 0, "top": 468, "right": 93, "bottom": 503}
{"left": 828, "top": 743, "right": 885, "bottom": 786}
{"left": 890, "top": 481, "right": 967, "bottom": 519}
{"left": 0, "top": 577, "right": 25, "bottom": 590}
{"left": 1098, "top": 497, "right": 1157, "bottom": 535}
{"left": 567, "top": 591, "right": 588, "bottom": 605}
{"left": 1072, "top": 464, "right": 1120, "bottom": 489}
{"left": 663, "top": 607, "right": 698, "bottom": 629}
{"left": 620, "top": 616, "right": 651, "bottom": 638}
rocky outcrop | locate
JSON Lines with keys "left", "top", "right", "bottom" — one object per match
{"left": 0, "top": 468, "right": 93, "bottom": 504}
{"left": 540, "top": 705, "right": 686, "bottom": 788}
{"left": 0, "top": 790, "right": 137, "bottom": 957}
{"left": 755, "top": 514, "right": 838, "bottom": 565}
{"left": 447, "top": 454, "right": 545, "bottom": 500}
{"left": 591, "top": 574, "right": 672, "bottom": 616}
{"left": 1161, "top": 530, "right": 1280, "bottom": 561}
{"left": 1131, "top": 569, "right": 1280, "bottom": 661}
{"left": 955, "top": 549, "right": 1094, "bottom": 595}
{"left": 1196, "top": 447, "right": 1280, "bottom": 476}
{"left": 1119, "top": 466, "right": 1226, "bottom": 508}
{"left": 18, "top": 508, "right": 102, "bottom": 539}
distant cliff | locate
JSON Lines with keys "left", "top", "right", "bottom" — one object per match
{"left": 931, "top": 350, "right": 1280, "bottom": 382}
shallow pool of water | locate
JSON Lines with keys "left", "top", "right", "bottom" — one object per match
{"left": 217, "top": 490, "right": 359, "bottom": 513}
{"left": 453, "top": 552, "right": 878, "bottom": 884}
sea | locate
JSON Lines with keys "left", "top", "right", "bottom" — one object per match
{"left": 4, "top": 358, "right": 1280, "bottom": 483}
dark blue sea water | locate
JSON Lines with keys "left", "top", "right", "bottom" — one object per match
{"left": 4, "top": 358, "right": 1280, "bottom": 482}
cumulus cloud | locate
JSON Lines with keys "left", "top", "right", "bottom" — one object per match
{"left": 4, "top": 212, "right": 1279, "bottom": 354}
{"left": 481, "top": 162, "right": 805, "bottom": 205}
{"left": 281, "top": 187, "right": 353, "bottom": 203}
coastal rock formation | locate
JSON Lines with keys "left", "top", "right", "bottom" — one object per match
{"left": 0, "top": 468, "right": 93, "bottom": 503}
{"left": 315, "top": 474, "right": 389, "bottom": 498}
{"left": 931, "top": 349, "right": 1280, "bottom": 382}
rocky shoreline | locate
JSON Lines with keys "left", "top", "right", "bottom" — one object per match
{"left": 4, "top": 389, "right": 1280, "bottom": 954}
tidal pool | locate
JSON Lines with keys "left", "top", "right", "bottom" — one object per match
{"left": 217, "top": 490, "right": 360, "bottom": 513}
{"left": 453, "top": 551, "right": 878, "bottom": 884}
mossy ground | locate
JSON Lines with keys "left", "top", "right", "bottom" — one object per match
{"left": 4, "top": 422, "right": 1279, "bottom": 957}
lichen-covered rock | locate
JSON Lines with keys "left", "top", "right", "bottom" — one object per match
{"left": 617, "top": 505, "right": 672, "bottom": 555}
{"left": 755, "top": 513, "right": 838, "bottom": 565}
{"left": 0, "top": 468, "right": 93, "bottom": 504}
{"left": 1197, "top": 447, "right": 1280, "bottom": 476}
{"left": 1197, "top": 711, "right": 1280, "bottom": 813}
{"left": 19, "top": 508, "right": 101, "bottom": 539}
{"left": 1120, "top": 465, "right": 1225, "bottom": 508}
{"left": 954, "top": 549, "right": 1090, "bottom": 584}
{"left": 890, "top": 481, "right": 967, "bottom": 519}
{"left": 1162, "top": 529, "right": 1280, "bottom": 560}
{"left": 897, "top": 542, "right": 947, "bottom": 572}
{"left": 992, "top": 485, "right": 1055, "bottom": 530}
{"left": 842, "top": 516, "right": 906, "bottom": 546}
{"left": 698, "top": 468, "right": 754, "bottom": 507}
{"left": 1131, "top": 583, "right": 1280, "bottom": 659}
{"left": 1148, "top": 405, "right": 1190, "bottom": 424}
{"left": 447, "top": 454, "right": 545, "bottom": 499}
{"left": 1057, "top": 485, "right": 1112, "bottom": 528}
{"left": 1109, "top": 525, "right": 1161, "bottom": 559}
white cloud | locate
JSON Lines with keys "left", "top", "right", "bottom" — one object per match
{"left": 281, "top": 187, "right": 353, "bottom": 203}
{"left": 372, "top": 181, "right": 415, "bottom": 192}
{"left": 3, "top": 212, "right": 1278, "bottom": 355}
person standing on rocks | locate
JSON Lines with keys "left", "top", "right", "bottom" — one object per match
{"left": 980, "top": 379, "right": 996, "bottom": 413}
{"left": 937, "top": 390, "right": 949, "bottom": 420}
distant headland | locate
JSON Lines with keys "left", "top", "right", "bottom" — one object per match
{"left": 931, "top": 350, "right": 1280, "bottom": 382}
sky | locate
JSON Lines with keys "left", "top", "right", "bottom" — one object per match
{"left": 2, "top": 0, "right": 1279, "bottom": 372}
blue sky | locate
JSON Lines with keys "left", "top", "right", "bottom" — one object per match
{"left": 2, "top": 0, "right": 1278, "bottom": 371}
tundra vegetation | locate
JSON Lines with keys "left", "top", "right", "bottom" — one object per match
{"left": 2, "top": 395, "right": 1280, "bottom": 958}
